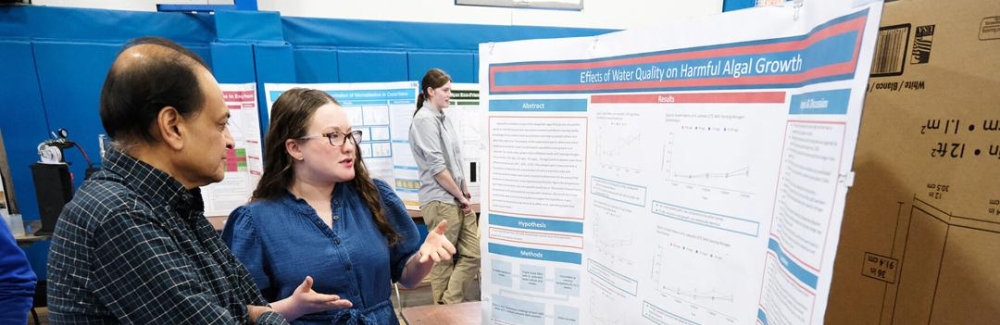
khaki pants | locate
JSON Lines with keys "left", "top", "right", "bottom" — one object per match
{"left": 421, "top": 201, "right": 481, "bottom": 304}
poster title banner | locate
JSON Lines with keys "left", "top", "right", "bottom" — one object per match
{"left": 489, "top": 10, "right": 868, "bottom": 94}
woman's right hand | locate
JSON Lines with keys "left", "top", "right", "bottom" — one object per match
{"left": 272, "top": 276, "right": 353, "bottom": 321}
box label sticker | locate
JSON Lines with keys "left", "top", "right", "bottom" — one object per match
{"left": 862, "top": 252, "right": 898, "bottom": 283}
{"left": 980, "top": 16, "right": 1000, "bottom": 40}
{"left": 871, "top": 24, "right": 910, "bottom": 77}
{"left": 911, "top": 25, "right": 935, "bottom": 64}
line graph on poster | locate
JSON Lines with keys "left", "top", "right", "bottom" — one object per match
{"left": 593, "top": 110, "right": 650, "bottom": 175}
{"left": 591, "top": 200, "right": 637, "bottom": 266}
{"left": 659, "top": 113, "right": 755, "bottom": 199}
{"left": 646, "top": 226, "right": 743, "bottom": 324}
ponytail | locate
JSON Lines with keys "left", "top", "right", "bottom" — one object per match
{"left": 414, "top": 93, "right": 425, "bottom": 116}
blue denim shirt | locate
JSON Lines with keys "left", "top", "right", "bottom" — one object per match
{"left": 0, "top": 217, "right": 36, "bottom": 325}
{"left": 223, "top": 179, "right": 420, "bottom": 325}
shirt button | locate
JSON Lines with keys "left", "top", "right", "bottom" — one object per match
{"left": 345, "top": 263, "right": 353, "bottom": 271}
{"left": 333, "top": 215, "right": 340, "bottom": 221}
{"left": 334, "top": 238, "right": 341, "bottom": 245}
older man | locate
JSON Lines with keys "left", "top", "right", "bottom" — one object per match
{"left": 47, "top": 37, "right": 339, "bottom": 324}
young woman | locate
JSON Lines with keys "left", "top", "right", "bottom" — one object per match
{"left": 409, "top": 68, "right": 482, "bottom": 304}
{"left": 223, "top": 88, "right": 455, "bottom": 324}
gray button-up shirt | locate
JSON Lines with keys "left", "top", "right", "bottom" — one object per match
{"left": 409, "top": 103, "right": 465, "bottom": 207}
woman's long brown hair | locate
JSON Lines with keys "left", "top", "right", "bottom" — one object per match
{"left": 252, "top": 88, "right": 401, "bottom": 246}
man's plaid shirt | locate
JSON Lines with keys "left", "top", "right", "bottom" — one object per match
{"left": 47, "top": 149, "right": 287, "bottom": 324}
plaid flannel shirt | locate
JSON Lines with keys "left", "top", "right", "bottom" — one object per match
{"left": 47, "top": 149, "right": 288, "bottom": 325}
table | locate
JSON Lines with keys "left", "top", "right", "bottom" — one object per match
{"left": 207, "top": 215, "right": 227, "bottom": 232}
{"left": 14, "top": 234, "right": 49, "bottom": 248}
{"left": 13, "top": 220, "right": 49, "bottom": 247}
{"left": 401, "top": 301, "right": 482, "bottom": 325}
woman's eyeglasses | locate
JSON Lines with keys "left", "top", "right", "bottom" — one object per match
{"left": 298, "top": 130, "right": 363, "bottom": 147}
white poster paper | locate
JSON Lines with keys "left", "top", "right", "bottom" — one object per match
{"left": 446, "top": 83, "right": 485, "bottom": 204}
{"left": 479, "top": 2, "right": 883, "bottom": 324}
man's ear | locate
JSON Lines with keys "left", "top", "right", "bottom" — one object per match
{"left": 156, "top": 106, "right": 185, "bottom": 150}
{"left": 285, "top": 138, "right": 304, "bottom": 161}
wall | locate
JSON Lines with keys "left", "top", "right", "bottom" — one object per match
{"left": 31, "top": 0, "right": 723, "bottom": 30}
{"left": 29, "top": 0, "right": 233, "bottom": 12}
{"left": 0, "top": 5, "right": 221, "bottom": 279}
{"left": 261, "top": 0, "right": 721, "bottom": 29}
{"left": 0, "top": 4, "right": 613, "bottom": 279}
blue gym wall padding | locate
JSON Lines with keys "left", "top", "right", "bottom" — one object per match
{"left": 0, "top": 41, "right": 50, "bottom": 227}
{"left": 293, "top": 48, "right": 341, "bottom": 83}
{"left": 281, "top": 16, "right": 611, "bottom": 50}
{"left": 0, "top": 6, "right": 217, "bottom": 43}
{"left": 215, "top": 10, "right": 284, "bottom": 43}
{"left": 211, "top": 43, "right": 257, "bottom": 84}
{"left": 32, "top": 42, "right": 121, "bottom": 191}
{"left": 408, "top": 52, "right": 476, "bottom": 84}
{"left": 337, "top": 50, "right": 409, "bottom": 83}
{"left": 251, "top": 43, "right": 297, "bottom": 131}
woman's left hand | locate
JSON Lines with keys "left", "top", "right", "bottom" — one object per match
{"left": 418, "top": 220, "right": 457, "bottom": 264}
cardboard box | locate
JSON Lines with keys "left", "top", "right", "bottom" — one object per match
{"left": 827, "top": 0, "right": 1000, "bottom": 323}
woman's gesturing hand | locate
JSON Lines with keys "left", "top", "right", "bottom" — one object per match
{"left": 418, "top": 220, "right": 458, "bottom": 264}
{"left": 273, "top": 276, "right": 353, "bottom": 320}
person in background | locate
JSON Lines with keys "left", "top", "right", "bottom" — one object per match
{"left": 409, "top": 68, "right": 482, "bottom": 305}
{"left": 47, "top": 37, "right": 340, "bottom": 325}
{"left": 223, "top": 88, "right": 456, "bottom": 324}
{"left": 0, "top": 218, "right": 37, "bottom": 325}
